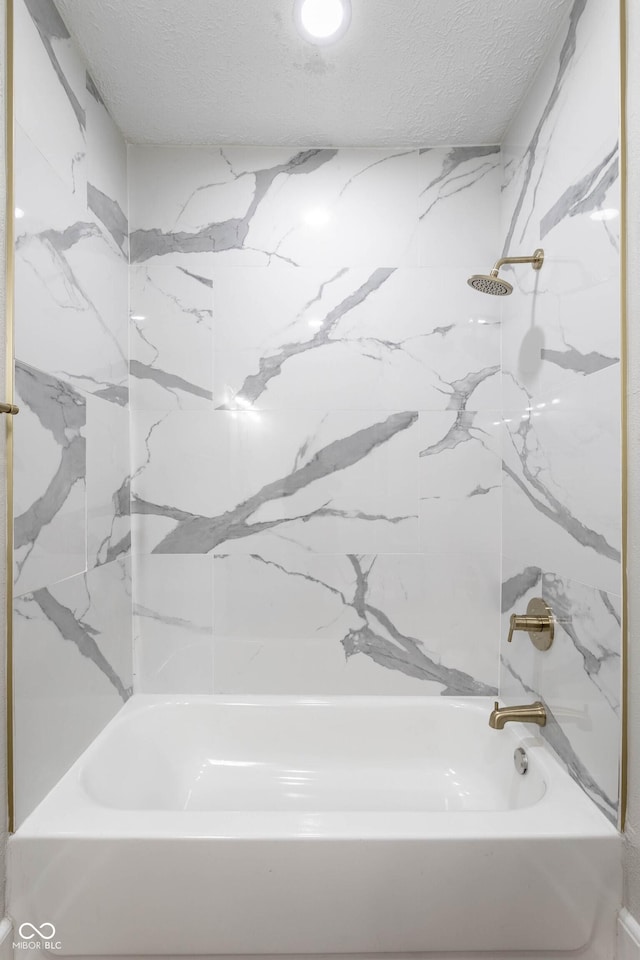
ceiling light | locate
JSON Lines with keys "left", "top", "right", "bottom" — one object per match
{"left": 294, "top": 0, "right": 351, "bottom": 45}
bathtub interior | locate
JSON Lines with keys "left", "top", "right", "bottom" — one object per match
{"left": 78, "top": 696, "right": 547, "bottom": 813}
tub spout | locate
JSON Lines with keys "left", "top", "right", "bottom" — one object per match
{"left": 489, "top": 700, "right": 546, "bottom": 730}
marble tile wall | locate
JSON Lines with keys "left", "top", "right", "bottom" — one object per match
{"left": 499, "top": 0, "right": 622, "bottom": 822}
{"left": 13, "top": 0, "right": 131, "bottom": 824}
{"left": 128, "top": 145, "right": 504, "bottom": 696}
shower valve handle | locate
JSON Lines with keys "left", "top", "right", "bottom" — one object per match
{"left": 507, "top": 598, "right": 554, "bottom": 651}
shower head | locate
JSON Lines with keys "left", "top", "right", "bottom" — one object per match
{"left": 467, "top": 273, "right": 513, "bottom": 296}
{"left": 468, "top": 248, "right": 544, "bottom": 297}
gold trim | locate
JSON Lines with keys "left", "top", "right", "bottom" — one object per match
{"left": 5, "top": 0, "right": 15, "bottom": 836}
{"left": 619, "top": 0, "right": 629, "bottom": 833}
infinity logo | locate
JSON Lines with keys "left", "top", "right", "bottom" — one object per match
{"left": 18, "top": 922, "right": 56, "bottom": 940}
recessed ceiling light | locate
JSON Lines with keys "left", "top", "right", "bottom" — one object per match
{"left": 294, "top": 0, "right": 351, "bottom": 45}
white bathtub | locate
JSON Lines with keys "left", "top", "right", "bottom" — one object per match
{"left": 9, "top": 695, "right": 621, "bottom": 958}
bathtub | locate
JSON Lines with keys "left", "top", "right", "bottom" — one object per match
{"left": 9, "top": 695, "right": 620, "bottom": 959}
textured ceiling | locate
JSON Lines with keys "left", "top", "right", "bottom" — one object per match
{"left": 54, "top": 0, "right": 573, "bottom": 146}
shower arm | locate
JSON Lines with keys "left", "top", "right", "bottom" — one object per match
{"left": 490, "top": 249, "right": 544, "bottom": 276}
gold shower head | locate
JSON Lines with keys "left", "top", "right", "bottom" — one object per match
{"left": 467, "top": 273, "right": 513, "bottom": 296}
{"left": 468, "top": 248, "right": 544, "bottom": 296}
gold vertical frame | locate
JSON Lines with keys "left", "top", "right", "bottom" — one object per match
{"left": 5, "top": 0, "right": 14, "bottom": 835}
{"left": 619, "top": 0, "right": 629, "bottom": 833}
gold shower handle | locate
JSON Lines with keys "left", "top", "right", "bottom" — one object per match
{"left": 508, "top": 614, "right": 546, "bottom": 641}
{"left": 0, "top": 403, "right": 18, "bottom": 415}
{"left": 506, "top": 598, "right": 554, "bottom": 650}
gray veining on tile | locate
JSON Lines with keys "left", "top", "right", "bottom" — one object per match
{"left": 177, "top": 265, "right": 213, "bottom": 288}
{"left": 540, "top": 345, "right": 618, "bottom": 375}
{"left": 218, "top": 268, "right": 396, "bottom": 409}
{"left": 103, "top": 531, "right": 131, "bottom": 565}
{"left": 96, "top": 477, "right": 131, "bottom": 566}
{"left": 419, "top": 146, "right": 500, "bottom": 220}
{"left": 501, "top": 565, "right": 541, "bottom": 612}
{"left": 31, "top": 585, "right": 131, "bottom": 700}
{"left": 92, "top": 383, "right": 128, "bottom": 406}
{"left": 336, "top": 151, "right": 414, "bottom": 200}
{"left": 341, "top": 551, "right": 496, "bottom": 694}
{"left": 502, "top": 0, "right": 588, "bottom": 253}
{"left": 14, "top": 363, "right": 86, "bottom": 563}
{"left": 18, "top": 217, "right": 128, "bottom": 373}
{"left": 17, "top": 218, "right": 101, "bottom": 254}
{"left": 246, "top": 552, "right": 497, "bottom": 696}
{"left": 130, "top": 359, "right": 214, "bottom": 403}
{"left": 542, "top": 573, "right": 620, "bottom": 711}
{"left": 540, "top": 145, "right": 618, "bottom": 239}
{"left": 88, "top": 182, "right": 128, "bottom": 256}
{"left": 420, "top": 411, "right": 487, "bottom": 458}
{"left": 23, "top": 0, "right": 86, "bottom": 130}
{"left": 439, "top": 366, "right": 500, "bottom": 412}
{"left": 134, "top": 410, "right": 418, "bottom": 553}
{"left": 501, "top": 654, "right": 616, "bottom": 821}
{"left": 469, "top": 484, "right": 498, "bottom": 497}
{"left": 133, "top": 602, "right": 211, "bottom": 635}
{"left": 600, "top": 589, "right": 621, "bottom": 626}
{"left": 503, "top": 415, "right": 620, "bottom": 562}
{"left": 130, "top": 150, "right": 338, "bottom": 262}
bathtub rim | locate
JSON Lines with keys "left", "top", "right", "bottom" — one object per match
{"left": 12, "top": 693, "right": 620, "bottom": 841}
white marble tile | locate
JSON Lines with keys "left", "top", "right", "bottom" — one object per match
{"left": 130, "top": 253, "right": 214, "bottom": 410}
{"left": 501, "top": 276, "right": 620, "bottom": 417}
{"left": 133, "top": 554, "right": 214, "bottom": 694}
{"left": 501, "top": 395, "right": 621, "bottom": 595}
{"left": 132, "top": 408, "right": 421, "bottom": 555}
{"left": 15, "top": 0, "right": 87, "bottom": 196}
{"left": 86, "top": 394, "right": 130, "bottom": 569}
{"left": 234, "top": 148, "right": 419, "bottom": 268}
{"left": 500, "top": 557, "right": 620, "bottom": 823}
{"left": 15, "top": 125, "right": 128, "bottom": 401}
{"left": 212, "top": 549, "right": 359, "bottom": 642}
{"left": 130, "top": 410, "right": 218, "bottom": 547}
{"left": 129, "top": 148, "right": 426, "bottom": 268}
{"left": 499, "top": 0, "right": 620, "bottom": 413}
{"left": 14, "top": 362, "right": 86, "bottom": 597}
{"left": 419, "top": 412, "right": 501, "bottom": 555}
{"left": 501, "top": 0, "right": 619, "bottom": 258}
{"left": 410, "top": 147, "right": 502, "bottom": 267}
{"left": 214, "top": 638, "right": 440, "bottom": 696}
{"left": 128, "top": 145, "right": 242, "bottom": 234}
{"left": 14, "top": 558, "right": 132, "bottom": 825}
{"left": 497, "top": 0, "right": 622, "bottom": 822}
{"left": 212, "top": 266, "right": 501, "bottom": 411}
{"left": 213, "top": 549, "right": 498, "bottom": 695}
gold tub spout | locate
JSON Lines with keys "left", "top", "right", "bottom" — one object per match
{"left": 489, "top": 700, "right": 547, "bottom": 730}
